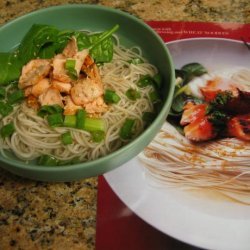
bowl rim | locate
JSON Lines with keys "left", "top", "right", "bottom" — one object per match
{"left": 0, "top": 4, "right": 175, "bottom": 172}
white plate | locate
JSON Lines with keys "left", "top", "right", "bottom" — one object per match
{"left": 104, "top": 38, "right": 250, "bottom": 250}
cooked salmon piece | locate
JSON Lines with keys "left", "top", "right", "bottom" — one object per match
{"left": 51, "top": 80, "right": 72, "bottom": 94}
{"left": 184, "top": 116, "right": 217, "bottom": 142}
{"left": 38, "top": 87, "right": 63, "bottom": 107}
{"left": 82, "top": 55, "right": 101, "bottom": 82}
{"left": 52, "top": 58, "right": 72, "bottom": 83}
{"left": 26, "top": 95, "right": 39, "bottom": 110}
{"left": 63, "top": 96, "right": 82, "bottom": 115}
{"left": 19, "top": 59, "right": 51, "bottom": 89}
{"left": 71, "top": 78, "right": 104, "bottom": 106}
{"left": 180, "top": 102, "right": 207, "bottom": 126}
{"left": 227, "top": 114, "right": 250, "bottom": 141}
{"left": 85, "top": 96, "right": 108, "bottom": 115}
{"left": 200, "top": 77, "right": 238, "bottom": 102}
{"left": 74, "top": 49, "right": 89, "bottom": 76}
{"left": 62, "top": 37, "right": 78, "bottom": 58}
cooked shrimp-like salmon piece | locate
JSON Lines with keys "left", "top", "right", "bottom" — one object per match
{"left": 63, "top": 37, "right": 78, "bottom": 58}
{"left": 52, "top": 58, "right": 72, "bottom": 83}
{"left": 26, "top": 95, "right": 39, "bottom": 110}
{"left": 71, "top": 78, "right": 104, "bottom": 106}
{"left": 63, "top": 96, "right": 82, "bottom": 115}
{"left": 38, "top": 87, "right": 63, "bottom": 107}
{"left": 85, "top": 96, "right": 108, "bottom": 115}
{"left": 82, "top": 55, "right": 101, "bottom": 82}
{"left": 19, "top": 59, "right": 51, "bottom": 89}
{"left": 74, "top": 49, "right": 89, "bottom": 76}
{"left": 51, "top": 80, "right": 72, "bottom": 94}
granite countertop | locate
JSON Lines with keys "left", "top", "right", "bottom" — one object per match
{"left": 0, "top": 1, "right": 249, "bottom": 249}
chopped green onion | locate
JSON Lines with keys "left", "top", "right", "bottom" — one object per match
{"left": 0, "top": 88, "right": 6, "bottom": 99}
{"left": 0, "top": 123, "right": 15, "bottom": 138}
{"left": 119, "top": 118, "right": 135, "bottom": 140}
{"left": 65, "top": 59, "right": 77, "bottom": 80}
{"left": 128, "top": 58, "right": 144, "bottom": 65}
{"left": 61, "top": 132, "right": 73, "bottom": 145}
{"left": 76, "top": 109, "right": 86, "bottom": 129}
{"left": 149, "top": 90, "right": 161, "bottom": 104}
{"left": 37, "top": 155, "right": 58, "bottom": 166}
{"left": 47, "top": 113, "right": 64, "bottom": 127}
{"left": 137, "top": 74, "right": 155, "bottom": 88}
{"left": 104, "top": 89, "right": 121, "bottom": 104}
{"left": 83, "top": 117, "right": 105, "bottom": 132}
{"left": 0, "top": 102, "right": 13, "bottom": 117}
{"left": 7, "top": 90, "right": 24, "bottom": 104}
{"left": 125, "top": 88, "right": 141, "bottom": 101}
{"left": 153, "top": 73, "right": 162, "bottom": 88}
{"left": 64, "top": 115, "right": 76, "bottom": 128}
{"left": 38, "top": 105, "right": 63, "bottom": 117}
{"left": 142, "top": 112, "right": 156, "bottom": 124}
{"left": 91, "top": 130, "right": 105, "bottom": 142}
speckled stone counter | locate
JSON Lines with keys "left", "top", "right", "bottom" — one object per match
{"left": 0, "top": 1, "right": 249, "bottom": 249}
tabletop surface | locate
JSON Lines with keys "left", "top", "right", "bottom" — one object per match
{"left": 0, "top": 1, "right": 249, "bottom": 249}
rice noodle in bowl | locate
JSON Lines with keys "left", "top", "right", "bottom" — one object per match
{"left": 139, "top": 68, "right": 250, "bottom": 205}
{"left": 0, "top": 42, "right": 157, "bottom": 163}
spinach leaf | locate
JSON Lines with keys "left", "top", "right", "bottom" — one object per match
{"left": 181, "top": 63, "right": 207, "bottom": 83}
{"left": 89, "top": 33, "right": 114, "bottom": 63}
{"left": 18, "top": 24, "right": 59, "bottom": 64}
{"left": 0, "top": 52, "right": 22, "bottom": 85}
{"left": 75, "top": 32, "right": 91, "bottom": 51}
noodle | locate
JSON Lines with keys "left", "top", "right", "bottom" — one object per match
{"left": 0, "top": 44, "right": 157, "bottom": 162}
{"left": 139, "top": 68, "right": 250, "bottom": 205}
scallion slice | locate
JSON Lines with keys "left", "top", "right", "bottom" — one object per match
{"left": 125, "top": 88, "right": 141, "bottom": 101}
{"left": 0, "top": 123, "right": 15, "bottom": 138}
{"left": 61, "top": 132, "right": 73, "bottom": 145}
{"left": 64, "top": 115, "right": 76, "bottom": 128}
{"left": 137, "top": 74, "right": 155, "bottom": 88}
{"left": 37, "top": 105, "right": 64, "bottom": 117}
{"left": 47, "top": 113, "right": 64, "bottom": 127}
{"left": 119, "top": 118, "right": 135, "bottom": 140}
{"left": 91, "top": 130, "right": 105, "bottom": 142}
{"left": 104, "top": 89, "right": 120, "bottom": 104}
{"left": 65, "top": 59, "right": 77, "bottom": 80}
{"left": 76, "top": 109, "right": 86, "bottom": 129}
{"left": 83, "top": 117, "right": 105, "bottom": 132}
{"left": 37, "top": 155, "right": 58, "bottom": 166}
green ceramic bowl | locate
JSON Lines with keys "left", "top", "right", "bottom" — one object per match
{"left": 0, "top": 4, "right": 175, "bottom": 181}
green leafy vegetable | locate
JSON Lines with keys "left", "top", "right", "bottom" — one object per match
{"left": 0, "top": 122, "right": 15, "bottom": 138}
{"left": 61, "top": 132, "right": 73, "bottom": 145}
{"left": 37, "top": 105, "right": 63, "bottom": 117}
{"left": 18, "top": 24, "right": 59, "bottom": 64}
{"left": 0, "top": 88, "right": 6, "bottom": 99}
{"left": 7, "top": 89, "right": 24, "bottom": 104}
{"left": 119, "top": 118, "right": 135, "bottom": 140}
{"left": 47, "top": 113, "right": 64, "bottom": 127}
{"left": 149, "top": 90, "right": 160, "bottom": 104}
{"left": 0, "top": 52, "right": 23, "bottom": 85}
{"left": 181, "top": 63, "right": 207, "bottom": 83}
{"left": 0, "top": 102, "right": 13, "bottom": 117}
{"left": 126, "top": 88, "right": 141, "bottom": 101}
{"left": 137, "top": 74, "right": 155, "bottom": 88}
{"left": 104, "top": 89, "right": 121, "bottom": 104}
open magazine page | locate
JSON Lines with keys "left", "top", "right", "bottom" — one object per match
{"left": 95, "top": 21, "right": 250, "bottom": 250}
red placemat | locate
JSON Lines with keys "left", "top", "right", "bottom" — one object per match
{"left": 95, "top": 21, "right": 250, "bottom": 250}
